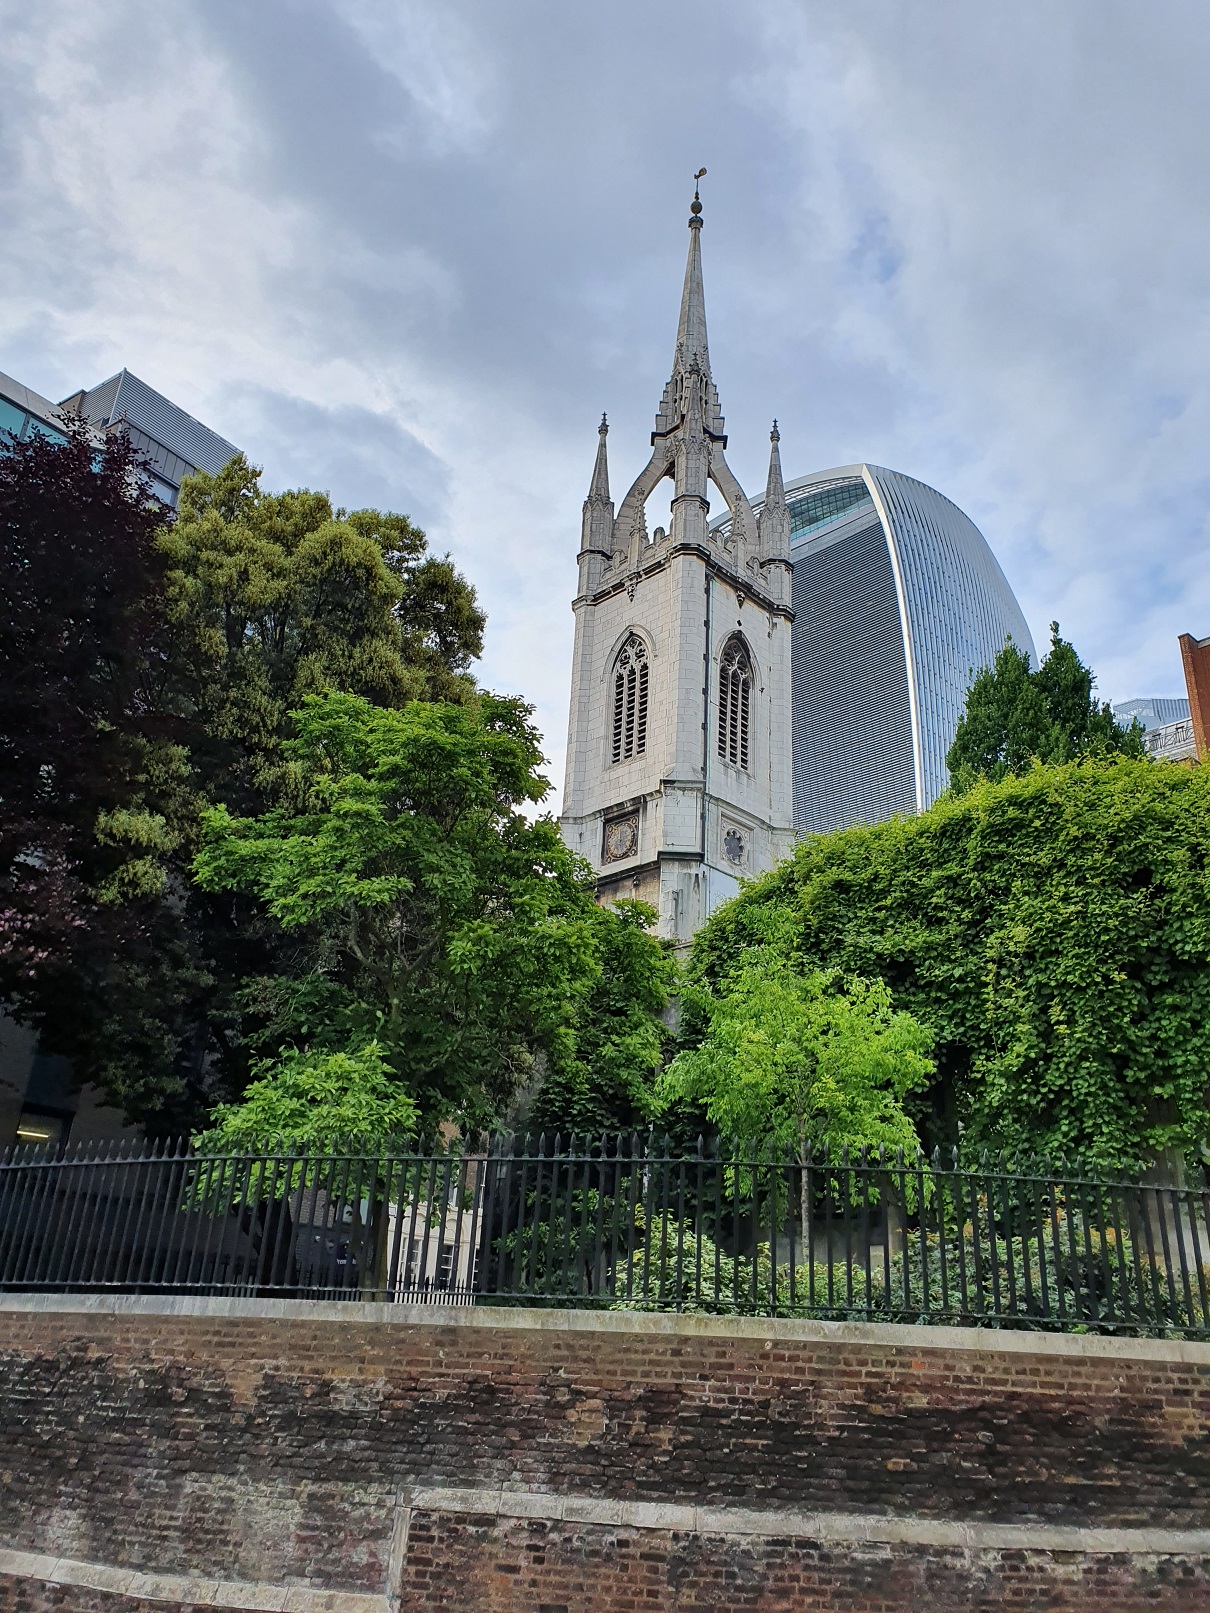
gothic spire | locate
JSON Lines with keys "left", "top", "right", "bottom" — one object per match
{"left": 651, "top": 173, "right": 726, "bottom": 445}
{"left": 578, "top": 410, "right": 616, "bottom": 594}
{"left": 587, "top": 412, "right": 610, "bottom": 503}
{"left": 614, "top": 175, "right": 750, "bottom": 555}
{"left": 758, "top": 419, "right": 790, "bottom": 568}
{"left": 765, "top": 419, "right": 785, "bottom": 507}
{"left": 673, "top": 175, "right": 710, "bottom": 377}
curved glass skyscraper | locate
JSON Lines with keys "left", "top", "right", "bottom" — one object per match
{"left": 719, "top": 464, "right": 1035, "bottom": 835}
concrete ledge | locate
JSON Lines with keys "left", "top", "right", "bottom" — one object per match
{"left": 405, "top": 1487, "right": 1210, "bottom": 1555}
{"left": 0, "top": 1548, "right": 385, "bottom": 1611}
{"left": 1, "top": 1289, "right": 1208, "bottom": 1364}
{"left": 3, "top": 1499, "right": 1207, "bottom": 1612}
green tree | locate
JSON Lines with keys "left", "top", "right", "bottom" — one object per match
{"left": 196, "top": 1043, "right": 417, "bottom": 1153}
{"left": 528, "top": 900, "right": 678, "bottom": 1137}
{"left": 660, "top": 954, "right": 930, "bottom": 1231}
{"left": 0, "top": 420, "right": 208, "bottom": 1120}
{"left": 691, "top": 758, "right": 1210, "bottom": 1173}
{"left": 161, "top": 456, "right": 484, "bottom": 813}
{"left": 0, "top": 435, "right": 490, "bottom": 1133}
{"left": 130, "top": 457, "right": 489, "bottom": 1126}
{"left": 193, "top": 690, "right": 600, "bottom": 1133}
{"left": 947, "top": 624, "right": 1144, "bottom": 789}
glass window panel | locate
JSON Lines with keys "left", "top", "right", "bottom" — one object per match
{"left": 0, "top": 397, "right": 27, "bottom": 439}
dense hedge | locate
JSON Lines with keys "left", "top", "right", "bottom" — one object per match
{"left": 690, "top": 759, "right": 1210, "bottom": 1171}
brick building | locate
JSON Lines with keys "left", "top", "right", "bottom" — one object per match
{"left": 1179, "top": 631, "right": 1210, "bottom": 758}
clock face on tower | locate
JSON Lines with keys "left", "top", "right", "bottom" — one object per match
{"left": 603, "top": 814, "right": 639, "bottom": 863}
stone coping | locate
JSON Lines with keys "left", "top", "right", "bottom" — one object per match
{"left": 2, "top": 1290, "right": 1208, "bottom": 1363}
{"left": 405, "top": 1486, "right": 1210, "bottom": 1554}
{"left": 0, "top": 1548, "right": 384, "bottom": 1611}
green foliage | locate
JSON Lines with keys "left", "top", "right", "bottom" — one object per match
{"left": 689, "top": 758, "right": 1210, "bottom": 1172}
{"left": 0, "top": 419, "right": 211, "bottom": 1125}
{"left": 528, "top": 901, "right": 678, "bottom": 1136}
{"left": 660, "top": 954, "right": 931, "bottom": 1161}
{"left": 947, "top": 623, "right": 1144, "bottom": 790}
{"left": 196, "top": 1042, "right": 417, "bottom": 1153}
{"left": 163, "top": 455, "right": 485, "bottom": 813}
{"left": 193, "top": 690, "right": 600, "bottom": 1132}
{"left": 1, "top": 439, "right": 489, "bottom": 1132}
{"left": 610, "top": 1203, "right": 1207, "bottom": 1334}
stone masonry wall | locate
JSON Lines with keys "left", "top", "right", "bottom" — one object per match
{"left": 0, "top": 1296, "right": 1205, "bottom": 1610}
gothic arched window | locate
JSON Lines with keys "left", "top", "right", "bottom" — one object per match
{"left": 611, "top": 635, "right": 649, "bottom": 763}
{"left": 718, "top": 636, "right": 753, "bottom": 771}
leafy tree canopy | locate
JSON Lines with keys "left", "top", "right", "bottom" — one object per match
{"left": 193, "top": 690, "right": 602, "bottom": 1133}
{"left": 526, "top": 899, "right": 678, "bottom": 1137}
{"left": 689, "top": 759, "right": 1210, "bottom": 1173}
{"left": 660, "top": 953, "right": 930, "bottom": 1161}
{"left": 947, "top": 624, "right": 1144, "bottom": 790}
{"left": 196, "top": 1043, "right": 417, "bottom": 1153}
{"left": 0, "top": 434, "right": 488, "bottom": 1132}
{"left": 162, "top": 455, "right": 485, "bottom": 813}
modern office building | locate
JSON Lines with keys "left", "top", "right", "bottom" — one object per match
{"left": 1113, "top": 697, "right": 1190, "bottom": 732}
{"left": 1113, "top": 696, "right": 1195, "bottom": 762}
{"left": 1, "top": 366, "right": 240, "bottom": 507}
{"left": 715, "top": 465, "right": 1036, "bottom": 834}
{"left": 59, "top": 368, "right": 240, "bottom": 506}
{"left": 0, "top": 370, "right": 69, "bottom": 447}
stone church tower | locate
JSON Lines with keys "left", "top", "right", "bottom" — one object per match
{"left": 559, "top": 188, "right": 795, "bottom": 944}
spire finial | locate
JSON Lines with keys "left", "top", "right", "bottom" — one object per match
{"left": 690, "top": 167, "right": 706, "bottom": 226}
{"left": 587, "top": 411, "right": 611, "bottom": 504}
{"left": 771, "top": 418, "right": 780, "bottom": 443}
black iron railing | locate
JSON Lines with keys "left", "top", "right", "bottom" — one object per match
{"left": 0, "top": 1135, "right": 1206, "bottom": 1337}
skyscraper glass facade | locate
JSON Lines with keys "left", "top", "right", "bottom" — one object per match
{"left": 719, "top": 463, "right": 1036, "bottom": 835}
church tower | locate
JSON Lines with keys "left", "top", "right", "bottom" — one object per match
{"left": 560, "top": 185, "right": 795, "bottom": 944}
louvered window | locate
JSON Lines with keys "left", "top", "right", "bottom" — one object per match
{"left": 718, "top": 637, "right": 752, "bottom": 771}
{"left": 611, "top": 636, "right": 649, "bottom": 763}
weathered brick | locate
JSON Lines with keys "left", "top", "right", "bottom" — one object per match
{"left": 0, "top": 1305, "right": 1204, "bottom": 1608}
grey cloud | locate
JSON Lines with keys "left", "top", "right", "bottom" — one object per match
{"left": 219, "top": 386, "right": 451, "bottom": 536}
{"left": 3, "top": 0, "right": 1210, "bottom": 797}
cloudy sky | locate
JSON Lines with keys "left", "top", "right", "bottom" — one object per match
{"left": 3, "top": 0, "right": 1209, "bottom": 802}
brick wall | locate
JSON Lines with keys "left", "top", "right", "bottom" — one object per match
{"left": 0, "top": 1297, "right": 1205, "bottom": 1610}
